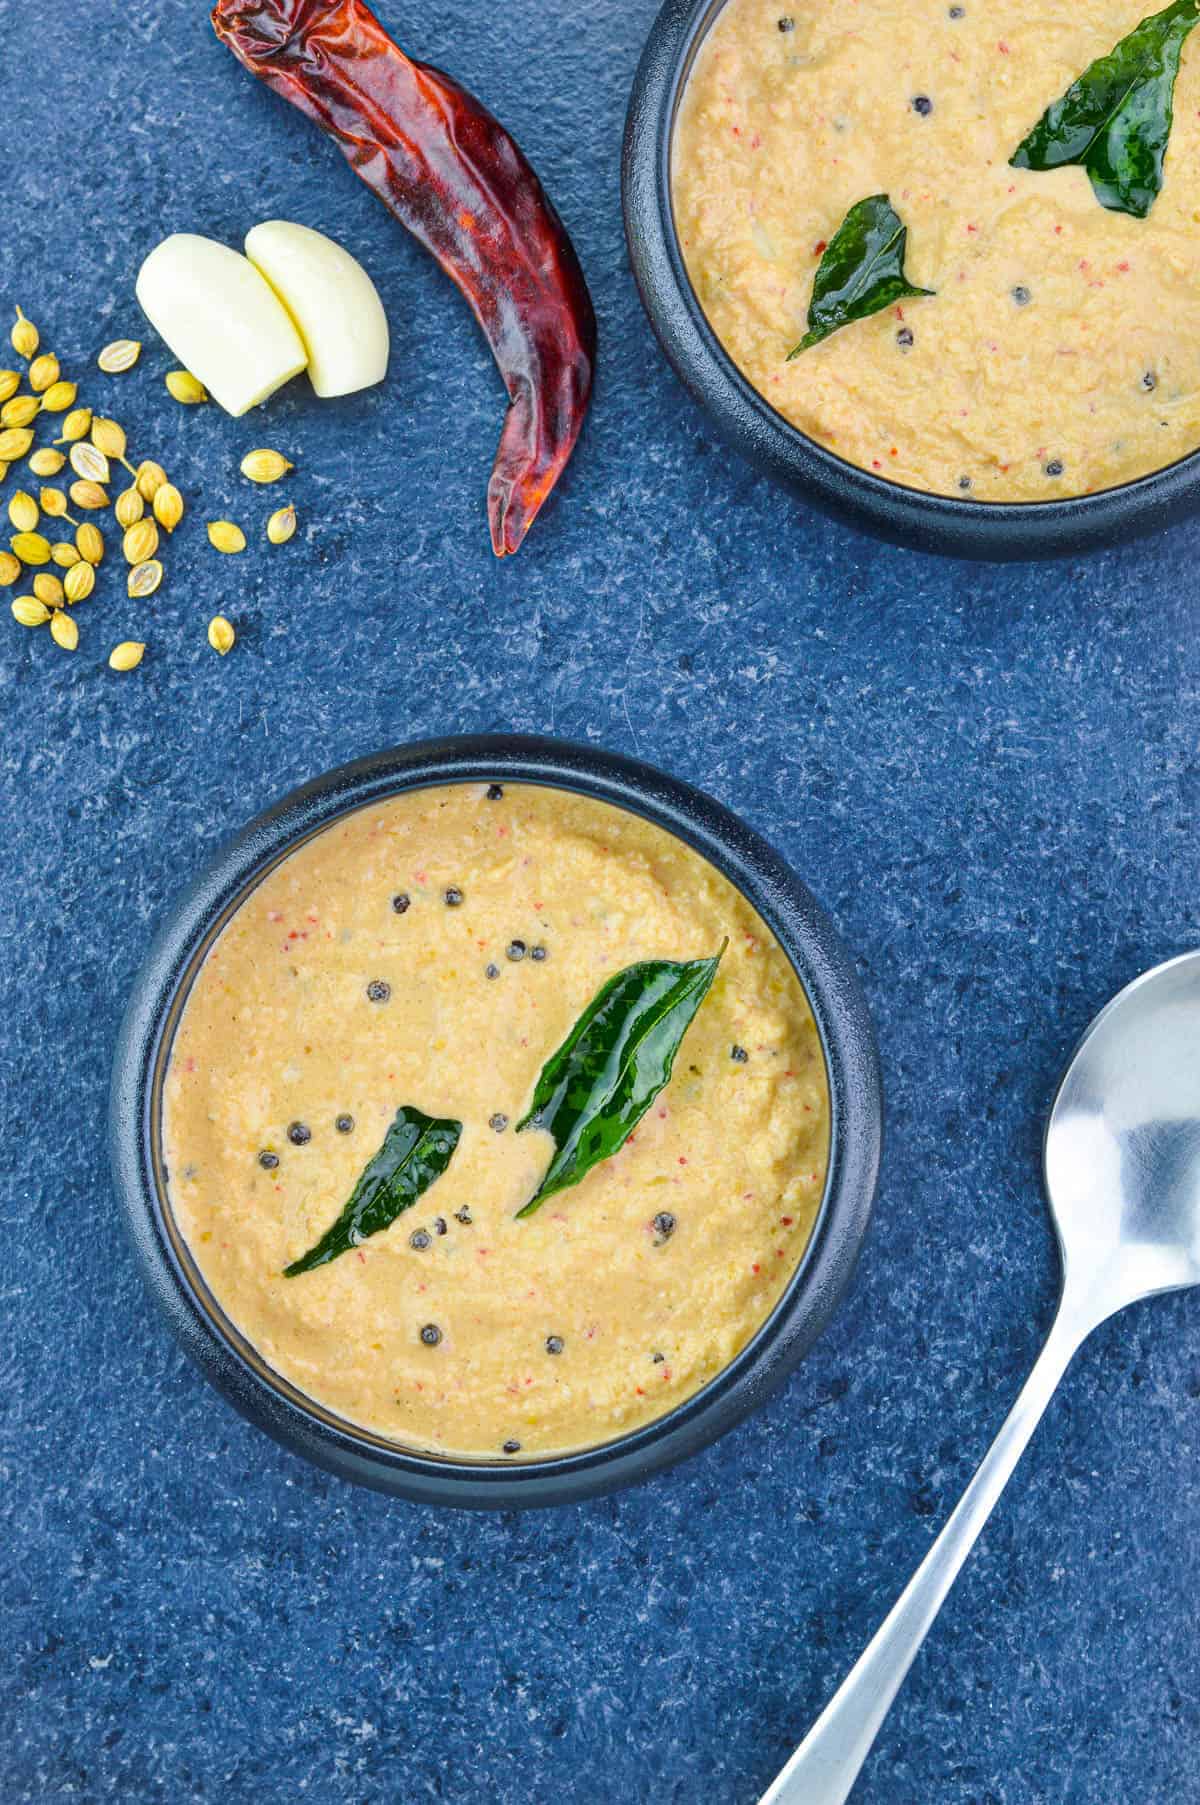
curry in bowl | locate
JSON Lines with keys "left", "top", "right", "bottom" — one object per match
{"left": 162, "top": 782, "right": 830, "bottom": 1462}
{"left": 672, "top": 0, "right": 1200, "bottom": 502}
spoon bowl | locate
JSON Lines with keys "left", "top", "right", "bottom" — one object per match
{"left": 760, "top": 950, "right": 1200, "bottom": 1804}
{"left": 1045, "top": 950, "right": 1200, "bottom": 1319}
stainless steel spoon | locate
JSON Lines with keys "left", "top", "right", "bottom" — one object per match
{"left": 760, "top": 950, "right": 1200, "bottom": 1805}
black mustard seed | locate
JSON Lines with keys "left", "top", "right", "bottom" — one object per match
{"left": 287, "top": 1121, "right": 311, "bottom": 1146}
{"left": 410, "top": 1229, "right": 432, "bottom": 1251}
{"left": 958, "top": 475, "right": 973, "bottom": 491}
{"left": 1142, "top": 371, "right": 1158, "bottom": 392}
{"left": 730, "top": 1044, "right": 749, "bottom": 1063}
{"left": 489, "top": 1113, "right": 509, "bottom": 1133}
{"left": 455, "top": 1206, "right": 473, "bottom": 1225}
{"left": 392, "top": 892, "right": 411, "bottom": 914}
{"left": 335, "top": 1114, "right": 354, "bottom": 1134}
{"left": 486, "top": 783, "right": 504, "bottom": 801}
{"left": 530, "top": 945, "right": 548, "bottom": 962}
{"left": 420, "top": 1323, "right": 442, "bottom": 1346}
{"left": 778, "top": 14, "right": 795, "bottom": 29}
{"left": 502, "top": 1439, "right": 522, "bottom": 1455}
{"left": 1012, "top": 285, "right": 1032, "bottom": 307}
{"left": 896, "top": 326, "right": 915, "bottom": 350}
{"left": 485, "top": 962, "right": 500, "bottom": 979}
{"left": 911, "top": 95, "right": 933, "bottom": 116}
{"left": 652, "top": 1351, "right": 666, "bottom": 1364}
{"left": 949, "top": 4, "right": 965, "bottom": 15}
{"left": 445, "top": 887, "right": 464, "bottom": 907}
{"left": 507, "top": 939, "right": 526, "bottom": 961}
{"left": 366, "top": 979, "right": 391, "bottom": 1003}
{"left": 1045, "top": 459, "right": 1064, "bottom": 477}
{"left": 433, "top": 1217, "right": 448, "bottom": 1236}
{"left": 545, "top": 1335, "right": 565, "bottom": 1355}
{"left": 258, "top": 1150, "right": 279, "bottom": 1170}
{"left": 653, "top": 1211, "right": 677, "bottom": 1242}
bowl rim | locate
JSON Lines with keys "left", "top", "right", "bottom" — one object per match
{"left": 621, "top": 0, "right": 1200, "bottom": 559}
{"left": 109, "top": 733, "right": 882, "bottom": 1509}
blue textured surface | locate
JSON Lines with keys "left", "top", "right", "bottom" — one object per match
{"left": 4, "top": 2, "right": 1199, "bottom": 1801}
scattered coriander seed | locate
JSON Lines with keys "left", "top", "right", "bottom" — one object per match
{"left": 10, "top": 306, "right": 38, "bottom": 359}
{"left": 153, "top": 484, "right": 184, "bottom": 533}
{"left": 207, "top": 520, "right": 246, "bottom": 554}
{"left": 240, "top": 448, "right": 294, "bottom": 483}
{"left": 32, "top": 572, "right": 64, "bottom": 608}
{"left": 10, "top": 531, "right": 50, "bottom": 565}
{"left": 502, "top": 1439, "right": 521, "bottom": 1455}
{"left": 108, "top": 640, "right": 145, "bottom": 672}
{"left": 0, "top": 428, "right": 34, "bottom": 461}
{"left": 0, "top": 551, "right": 19, "bottom": 585}
{"left": 486, "top": 783, "right": 504, "bottom": 801}
{"left": 49, "top": 610, "right": 78, "bottom": 651}
{"left": 409, "top": 1228, "right": 432, "bottom": 1251}
{"left": 433, "top": 1217, "right": 447, "bottom": 1236}
{"left": 207, "top": 614, "right": 235, "bottom": 654}
{"left": 54, "top": 407, "right": 91, "bottom": 444}
{"left": 485, "top": 962, "right": 500, "bottom": 979}
{"left": 115, "top": 486, "right": 145, "bottom": 529}
{"left": 489, "top": 1113, "right": 509, "bottom": 1133}
{"left": 454, "top": 1207, "right": 473, "bottom": 1226}
{"left": 366, "top": 979, "right": 391, "bottom": 1002}
{"left": 128, "top": 559, "right": 163, "bottom": 599}
{"left": 507, "top": 939, "right": 526, "bottom": 961}
{"left": 28, "top": 353, "right": 59, "bottom": 393}
{"left": 258, "top": 1150, "right": 279, "bottom": 1170}
{"left": 420, "top": 1323, "right": 443, "bottom": 1347}
{"left": 135, "top": 459, "right": 166, "bottom": 501}
{"left": 122, "top": 519, "right": 159, "bottom": 566}
{"left": 50, "top": 541, "right": 80, "bottom": 569}
{"left": 287, "top": 1121, "right": 311, "bottom": 1146}
{"left": 38, "top": 488, "right": 71, "bottom": 521}
{"left": 8, "top": 491, "right": 39, "bottom": 533}
{"left": 652, "top": 1210, "right": 677, "bottom": 1243}
{"left": 91, "top": 417, "right": 131, "bottom": 466}
{"left": 64, "top": 560, "right": 95, "bottom": 603}
{"left": 730, "top": 1044, "right": 749, "bottom": 1063}
{"left": 335, "top": 1113, "right": 354, "bottom": 1133}
{"left": 2, "top": 394, "right": 42, "bottom": 430}
{"left": 166, "top": 369, "right": 208, "bottom": 405}
{"left": 0, "top": 372, "right": 18, "bottom": 403}
{"left": 70, "top": 441, "right": 110, "bottom": 486}
{"left": 40, "top": 380, "right": 77, "bottom": 414}
{"left": 75, "top": 523, "right": 104, "bottom": 564}
{"left": 28, "top": 447, "right": 65, "bottom": 477}
{"left": 530, "top": 945, "right": 548, "bottom": 962}
{"left": 392, "top": 892, "right": 411, "bottom": 914}
{"left": 545, "top": 1335, "right": 564, "bottom": 1355}
{"left": 266, "top": 502, "right": 297, "bottom": 545}
{"left": 98, "top": 338, "right": 142, "bottom": 374}
{"left": 70, "top": 481, "right": 109, "bottom": 512}
{"left": 11, "top": 595, "right": 49, "bottom": 627}
{"left": 444, "top": 886, "right": 463, "bottom": 907}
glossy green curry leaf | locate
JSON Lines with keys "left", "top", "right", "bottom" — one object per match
{"left": 1010, "top": 0, "right": 1199, "bottom": 218}
{"left": 284, "top": 1104, "right": 461, "bottom": 1275}
{"left": 515, "top": 945, "right": 725, "bottom": 1217}
{"left": 788, "top": 194, "right": 934, "bottom": 357}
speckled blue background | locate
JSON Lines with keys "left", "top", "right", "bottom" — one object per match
{"left": 4, "top": 1, "right": 1199, "bottom": 1800}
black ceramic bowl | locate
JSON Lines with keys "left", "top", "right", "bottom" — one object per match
{"left": 110, "top": 735, "right": 882, "bottom": 1508}
{"left": 622, "top": 0, "right": 1200, "bottom": 560}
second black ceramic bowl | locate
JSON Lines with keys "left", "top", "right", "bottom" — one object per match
{"left": 110, "top": 735, "right": 882, "bottom": 1508}
{"left": 622, "top": 0, "right": 1200, "bottom": 560}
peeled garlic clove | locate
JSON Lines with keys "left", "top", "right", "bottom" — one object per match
{"left": 244, "top": 221, "right": 389, "bottom": 399}
{"left": 135, "top": 233, "right": 307, "bottom": 418}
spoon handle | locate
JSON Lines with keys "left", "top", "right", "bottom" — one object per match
{"left": 758, "top": 1305, "right": 1084, "bottom": 1805}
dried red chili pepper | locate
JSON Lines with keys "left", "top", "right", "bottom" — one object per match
{"left": 212, "top": 0, "right": 597, "bottom": 557}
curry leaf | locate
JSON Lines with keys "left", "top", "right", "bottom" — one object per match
{"left": 515, "top": 946, "right": 725, "bottom": 1217}
{"left": 284, "top": 1105, "right": 461, "bottom": 1275}
{"left": 787, "top": 194, "right": 934, "bottom": 357}
{"left": 1010, "top": 0, "right": 1199, "bottom": 218}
